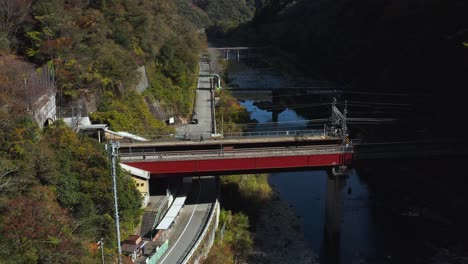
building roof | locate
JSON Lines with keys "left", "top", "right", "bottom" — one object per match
{"left": 156, "top": 196, "right": 186, "bottom": 230}
{"left": 121, "top": 239, "right": 147, "bottom": 254}
{"left": 121, "top": 243, "right": 139, "bottom": 254}
{"left": 62, "top": 116, "right": 108, "bottom": 131}
{"left": 62, "top": 116, "right": 92, "bottom": 127}
{"left": 120, "top": 163, "right": 150, "bottom": 179}
{"left": 104, "top": 129, "right": 149, "bottom": 142}
{"left": 124, "top": 235, "right": 142, "bottom": 245}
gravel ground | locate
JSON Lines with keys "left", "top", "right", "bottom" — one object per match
{"left": 247, "top": 194, "right": 319, "bottom": 264}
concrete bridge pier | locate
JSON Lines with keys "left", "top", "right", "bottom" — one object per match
{"left": 223, "top": 49, "right": 241, "bottom": 63}
{"left": 271, "top": 90, "right": 284, "bottom": 123}
{"left": 272, "top": 110, "right": 279, "bottom": 124}
{"left": 322, "top": 172, "right": 346, "bottom": 264}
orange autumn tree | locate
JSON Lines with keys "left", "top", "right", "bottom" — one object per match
{"left": 0, "top": 185, "right": 83, "bottom": 263}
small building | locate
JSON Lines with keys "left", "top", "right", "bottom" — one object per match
{"left": 121, "top": 235, "right": 147, "bottom": 262}
{"left": 135, "top": 239, "right": 169, "bottom": 264}
{"left": 120, "top": 163, "right": 150, "bottom": 207}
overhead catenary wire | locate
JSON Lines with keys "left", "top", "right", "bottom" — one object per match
{"left": 229, "top": 117, "right": 397, "bottom": 129}
{"left": 343, "top": 90, "right": 434, "bottom": 97}
{"left": 337, "top": 101, "right": 412, "bottom": 106}
{"left": 228, "top": 87, "right": 432, "bottom": 98}
{"left": 237, "top": 100, "right": 412, "bottom": 109}
{"left": 238, "top": 103, "right": 411, "bottom": 112}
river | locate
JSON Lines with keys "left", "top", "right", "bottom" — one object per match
{"left": 222, "top": 54, "right": 468, "bottom": 264}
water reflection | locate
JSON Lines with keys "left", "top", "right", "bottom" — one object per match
{"left": 227, "top": 58, "right": 391, "bottom": 263}
{"left": 322, "top": 172, "right": 346, "bottom": 264}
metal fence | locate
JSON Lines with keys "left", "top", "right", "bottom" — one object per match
{"left": 119, "top": 145, "right": 351, "bottom": 161}
{"left": 220, "top": 129, "right": 326, "bottom": 139}
{"left": 112, "top": 129, "right": 331, "bottom": 143}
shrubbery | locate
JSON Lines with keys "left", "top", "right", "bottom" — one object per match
{"left": 90, "top": 91, "right": 174, "bottom": 136}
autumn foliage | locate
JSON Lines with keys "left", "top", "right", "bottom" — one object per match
{"left": 1, "top": 186, "right": 82, "bottom": 263}
{"left": 0, "top": 109, "right": 141, "bottom": 263}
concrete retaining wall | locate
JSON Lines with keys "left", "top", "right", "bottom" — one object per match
{"left": 32, "top": 92, "right": 56, "bottom": 129}
{"left": 182, "top": 199, "right": 220, "bottom": 264}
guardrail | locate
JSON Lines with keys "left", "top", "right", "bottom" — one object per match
{"left": 177, "top": 202, "right": 214, "bottom": 264}
{"left": 119, "top": 145, "right": 352, "bottom": 161}
{"left": 219, "top": 129, "right": 325, "bottom": 139}
{"left": 108, "top": 129, "right": 334, "bottom": 143}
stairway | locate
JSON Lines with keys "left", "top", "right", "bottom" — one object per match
{"left": 140, "top": 211, "right": 157, "bottom": 239}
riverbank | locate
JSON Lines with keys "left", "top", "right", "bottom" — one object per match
{"left": 248, "top": 190, "right": 319, "bottom": 264}
{"left": 212, "top": 173, "right": 319, "bottom": 264}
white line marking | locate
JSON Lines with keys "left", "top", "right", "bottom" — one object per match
{"left": 159, "top": 181, "right": 202, "bottom": 264}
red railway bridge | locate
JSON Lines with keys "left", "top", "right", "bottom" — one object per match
{"left": 120, "top": 97, "right": 352, "bottom": 177}
{"left": 120, "top": 135, "right": 353, "bottom": 177}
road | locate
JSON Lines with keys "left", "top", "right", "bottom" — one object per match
{"left": 158, "top": 54, "right": 219, "bottom": 263}
{"left": 176, "top": 55, "right": 214, "bottom": 140}
{"left": 158, "top": 176, "right": 217, "bottom": 264}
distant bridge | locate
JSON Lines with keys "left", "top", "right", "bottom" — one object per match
{"left": 212, "top": 47, "right": 259, "bottom": 62}
{"left": 213, "top": 47, "right": 253, "bottom": 50}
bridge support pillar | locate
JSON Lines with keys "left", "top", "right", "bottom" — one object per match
{"left": 323, "top": 172, "right": 346, "bottom": 264}
{"left": 237, "top": 49, "right": 240, "bottom": 63}
{"left": 272, "top": 111, "right": 279, "bottom": 123}
{"left": 332, "top": 165, "right": 348, "bottom": 176}
{"left": 272, "top": 90, "right": 281, "bottom": 123}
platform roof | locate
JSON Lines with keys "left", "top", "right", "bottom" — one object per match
{"left": 156, "top": 196, "right": 187, "bottom": 230}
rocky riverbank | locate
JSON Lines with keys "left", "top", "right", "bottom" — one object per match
{"left": 248, "top": 192, "right": 319, "bottom": 264}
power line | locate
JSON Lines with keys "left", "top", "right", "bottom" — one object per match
{"left": 228, "top": 88, "right": 432, "bottom": 98}
{"left": 337, "top": 101, "right": 412, "bottom": 106}
{"left": 237, "top": 101, "right": 412, "bottom": 111}
{"left": 343, "top": 91, "right": 433, "bottom": 97}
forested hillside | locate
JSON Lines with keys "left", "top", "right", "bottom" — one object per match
{"left": 221, "top": 0, "right": 468, "bottom": 137}
{"left": 0, "top": 0, "right": 209, "bottom": 262}
{"left": 1, "top": 0, "right": 206, "bottom": 134}
{"left": 236, "top": 0, "right": 468, "bottom": 94}
{"left": 0, "top": 109, "right": 142, "bottom": 263}
{"left": 190, "top": 0, "right": 256, "bottom": 38}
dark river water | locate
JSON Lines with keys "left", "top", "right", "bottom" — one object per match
{"left": 224, "top": 57, "right": 467, "bottom": 264}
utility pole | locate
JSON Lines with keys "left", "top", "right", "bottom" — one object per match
{"left": 106, "top": 141, "right": 123, "bottom": 264}
{"left": 212, "top": 85, "right": 217, "bottom": 135}
{"left": 100, "top": 237, "right": 105, "bottom": 264}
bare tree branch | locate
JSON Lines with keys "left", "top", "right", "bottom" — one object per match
{"left": 0, "top": 0, "right": 32, "bottom": 36}
{"left": 0, "top": 157, "right": 18, "bottom": 193}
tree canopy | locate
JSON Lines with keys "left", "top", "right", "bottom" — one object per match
{"left": 0, "top": 107, "right": 142, "bottom": 263}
